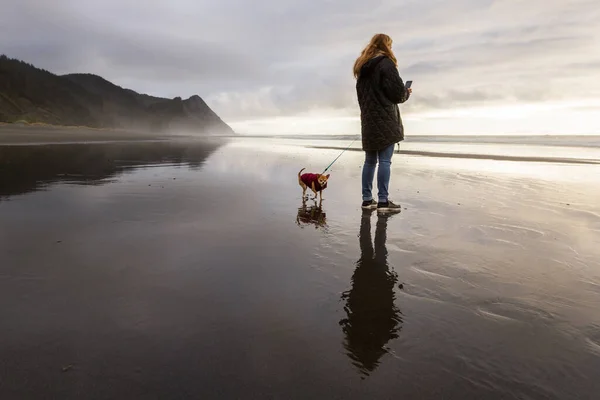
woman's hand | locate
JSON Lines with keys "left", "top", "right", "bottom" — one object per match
{"left": 408, "top": 88, "right": 413, "bottom": 94}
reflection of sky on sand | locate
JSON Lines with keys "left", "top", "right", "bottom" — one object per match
{"left": 201, "top": 138, "right": 600, "bottom": 266}
{"left": 3, "top": 138, "right": 600, "bottom": 398}
{"left": 239, "top": 137, "right": 600, "bottom": 160}
{"left": 406, "top": 155, "right": 600, "bottom": 183}
{"left": 206, "top": 137, "right": 600, "bottom": 186}
{"left": 202, "top": 140, "right": 336, "bottom": 184}
{"left": 217, "top": 137, "right": 600, "bottom": 267}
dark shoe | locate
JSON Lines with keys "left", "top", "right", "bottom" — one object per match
{"left": 377, "top": 200, "right": 401, "bottom": 213}
{"left": 361, "top": 199, "right": 377, "bottom": 209}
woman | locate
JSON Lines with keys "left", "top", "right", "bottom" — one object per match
{"left": 354, "top": 33, "right": 412, "bottom": 212}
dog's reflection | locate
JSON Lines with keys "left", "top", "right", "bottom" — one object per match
{"left": 339, "top": 210, "right": 403, "bottom": 377}
{"left": 296, "top": 199, "right": 327, "bottom": 229}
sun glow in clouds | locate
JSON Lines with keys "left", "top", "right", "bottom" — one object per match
{"left": 232, "top": 99, "right": 600, "bottom": 136}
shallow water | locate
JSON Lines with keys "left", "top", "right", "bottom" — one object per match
{"left": 1, "top": 137, "right": 600, "bottom": 399}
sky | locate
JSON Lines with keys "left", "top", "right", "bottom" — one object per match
{"left": 2, "top": 0, "right": 600, "bottom": 135}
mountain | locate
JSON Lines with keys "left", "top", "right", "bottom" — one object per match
{"left": 0, "top": 55, "right": 234, "bottom": 135}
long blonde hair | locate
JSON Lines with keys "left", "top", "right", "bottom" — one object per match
{"left": 353, "top": 33, "right": 397, "bottom": 79}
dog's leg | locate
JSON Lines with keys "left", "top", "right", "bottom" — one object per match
{"left": 298, "top": 169, "right": 308, "bottom": 199}
{"left": 299, "top": 181, "right": 307, "bottom": 199}
{"left": 311, "top": 182, "right": 318, "bottom": 199}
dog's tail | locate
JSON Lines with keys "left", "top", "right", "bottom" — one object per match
{"left": 298, "top": 167, "right": 305, "bottom": 178}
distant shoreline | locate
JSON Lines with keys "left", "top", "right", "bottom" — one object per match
{"left": 0, "top": 123, "right": 227, "bottom": 145}
{"left": 0, "top": 121, "right": 121, "bottom": 130}
{"left": 0, "top": 123, "right": 167, "bottom": 144}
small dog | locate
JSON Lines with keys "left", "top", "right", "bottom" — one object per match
{"left": 298, "top": 168, "right": 330, "bottom": 202}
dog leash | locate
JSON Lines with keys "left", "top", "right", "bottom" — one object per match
{"left": 322, "top": 137, "right": 359, "bottom": 174}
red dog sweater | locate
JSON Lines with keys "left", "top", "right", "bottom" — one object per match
{"left": 301, "top": 173, "right": 328, "bottom": 192}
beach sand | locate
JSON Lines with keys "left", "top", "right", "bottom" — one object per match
{"left": 1, "top": 136, "right": 600, "bottom": 399}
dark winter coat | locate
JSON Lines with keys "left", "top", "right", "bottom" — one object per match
{"left": 356, "top": 55, "right": 410, "bottom": 151}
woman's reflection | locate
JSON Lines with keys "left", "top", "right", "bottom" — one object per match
{"left": 339, "top": 209, "right": 403, "bottom": 376}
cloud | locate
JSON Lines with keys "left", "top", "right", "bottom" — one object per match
{"left": 2, "top": 0, "right": 599, "bottom": 133}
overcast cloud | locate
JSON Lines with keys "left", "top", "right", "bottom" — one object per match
{"left": 2, "top": 0, "right": 599, "bottom": 134}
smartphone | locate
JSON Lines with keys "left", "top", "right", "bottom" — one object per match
{"left": 405, "top": 80, "right": 413, "bottom": 88}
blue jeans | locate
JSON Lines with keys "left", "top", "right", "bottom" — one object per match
{"left": 362, "top": 143, "right": 395, "bottom": 203}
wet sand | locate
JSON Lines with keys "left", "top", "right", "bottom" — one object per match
{"left": 309, "top": 145, "right": 600, "bottom": 165}
{"left": 1, "top": 137, "right": 600, "bottom": 399}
